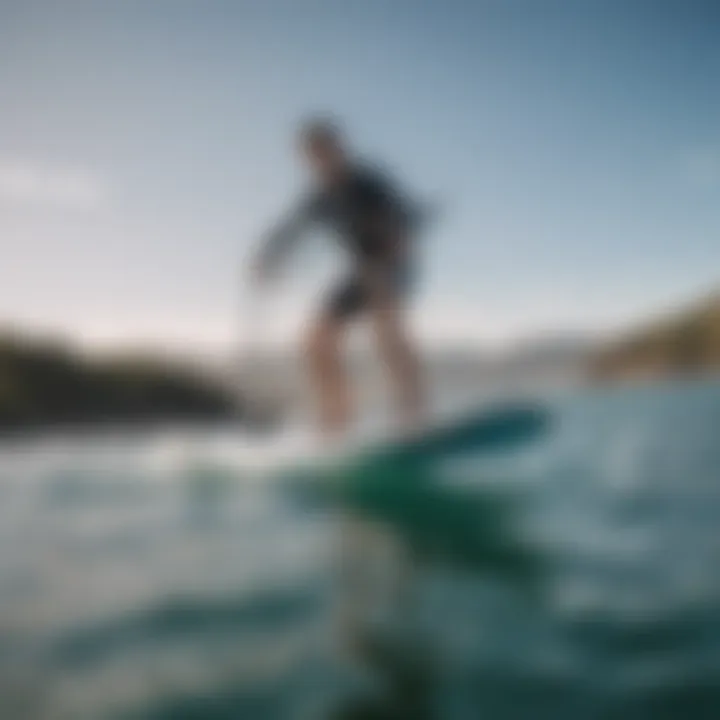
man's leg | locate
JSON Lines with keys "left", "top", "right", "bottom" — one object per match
{"left": 303, "top": 313, "right": 351, "bottom": 437}
{"left": 304, "top": 276, "right": 368, "bottom": 438}
{"left": 371, "top": 295, "right": 425, "bottom": 432}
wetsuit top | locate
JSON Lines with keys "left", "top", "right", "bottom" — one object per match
{"left": 260, "top": 163, "right": 414, "bottom": 269}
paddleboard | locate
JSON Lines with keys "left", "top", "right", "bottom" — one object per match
{"left": 282, "top": 401, "right": 551, "bottom": 575}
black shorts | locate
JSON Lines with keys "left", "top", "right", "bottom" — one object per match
{"left": 324, "top": 261, "right": 416, "bottom": 321}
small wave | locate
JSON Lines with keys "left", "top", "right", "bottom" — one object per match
{"left": 48, "top": 584, "right": 323, "bottom": 670}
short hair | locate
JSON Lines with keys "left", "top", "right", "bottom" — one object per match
{"left": 299, "top": 116, "right": 343, "bottom": 147}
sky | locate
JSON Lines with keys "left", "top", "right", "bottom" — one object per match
{"left": 1, "top": 0, "right": 719, "bottom": 352}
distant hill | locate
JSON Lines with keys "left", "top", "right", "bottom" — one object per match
{"left": 0, "top": 332, "right": 239, "bottom": 433}
{"left": 592, "top": 292, "right": 720, "bottom": 381}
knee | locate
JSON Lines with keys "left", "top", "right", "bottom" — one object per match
{"left": 374, "top": 312, "right": 408, "bottom": 353}
{"left": 304, "top": 319, "right": 339, "bottom": 369}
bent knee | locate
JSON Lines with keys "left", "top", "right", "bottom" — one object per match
{"left": 304, "top": 318, "right": 342, "bottom": 364}
{"left": 372, "top": 308, "right": 408, "bottom": 345}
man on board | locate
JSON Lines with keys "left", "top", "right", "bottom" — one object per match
{"left": 253, "top": 118, "right": 425, "bottom": 438}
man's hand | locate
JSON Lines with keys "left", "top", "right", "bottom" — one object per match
{"left": 249, "top": 256, "right": 267, "bottom": 284}
{"left": 248, "top": 250, "right": 277, "bottom": 288}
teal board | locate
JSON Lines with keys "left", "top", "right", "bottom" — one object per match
{"left": 284, "top": 402, "right": 551, "bottom": 578}
{"left": 358, "top": 401, "right": 550, "bottom": 465}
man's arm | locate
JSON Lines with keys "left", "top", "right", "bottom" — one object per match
{"left": 253, "top": 196, "right": 318, "bottom": 277}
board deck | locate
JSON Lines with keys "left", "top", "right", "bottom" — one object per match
{"left": 359, "top": 400, "right": 550, "bottom": 465}
{"left": 285, "top": 401, "right": 551, "bottom": 490}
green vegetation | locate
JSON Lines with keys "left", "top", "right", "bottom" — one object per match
{"left": 593, "top": 291, "right": 720, "bottom": 380}
{"left": 0, "top": 332, "right": 237, "bottom": 432}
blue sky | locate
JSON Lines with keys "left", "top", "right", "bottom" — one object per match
{"left": 1, "top": 0, "right": 719, "bottom": 350}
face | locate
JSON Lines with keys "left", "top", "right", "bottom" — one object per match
{"left": 301, "top": 135, "right": 346, "bottom": 184}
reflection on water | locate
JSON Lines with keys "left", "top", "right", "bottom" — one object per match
{"left": 1, "top": 381, "right": 720, "bottom": 719}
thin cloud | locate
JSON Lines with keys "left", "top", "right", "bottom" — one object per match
{"left": 0, "top": 160, "right": 109, "bottom": 211}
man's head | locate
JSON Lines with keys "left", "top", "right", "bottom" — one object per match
{"left": 298, "top": 117, "right": 348, "bottom": 183}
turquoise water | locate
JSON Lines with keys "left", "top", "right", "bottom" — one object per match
{"left": 1, "top": 381, "right": 719, "bottom": 719}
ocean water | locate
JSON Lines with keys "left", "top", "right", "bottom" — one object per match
{"left": 1, "top": 380, "right": 719, "bottom": 719}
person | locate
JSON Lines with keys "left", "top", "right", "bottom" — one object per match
{"left": 253, "top": 118, "right": 425, "bottom": 438}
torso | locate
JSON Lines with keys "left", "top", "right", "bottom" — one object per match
{"left": 309, "top": 165, "right": 405, "bottom": 260}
